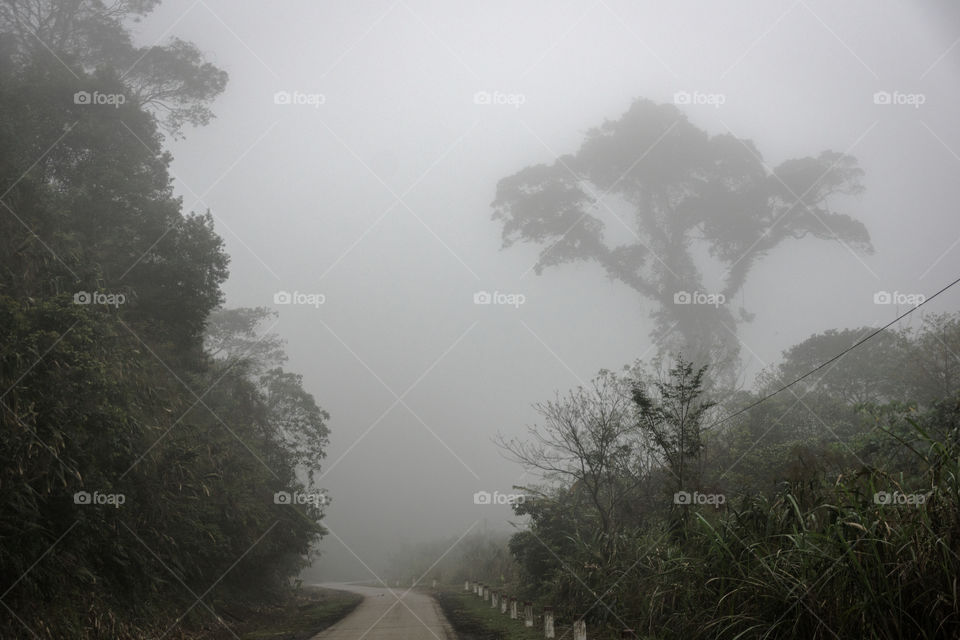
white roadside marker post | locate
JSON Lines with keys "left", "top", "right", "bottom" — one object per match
{"left": 574, "top": 619, "right": 586, "bottom": 640}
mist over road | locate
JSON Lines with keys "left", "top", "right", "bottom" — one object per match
{"left": 310, "top": 584, "right": 454, "bottom": 640}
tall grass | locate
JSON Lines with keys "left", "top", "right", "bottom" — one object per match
{"left": 613, "top": 418, "right": 960, "bottom": 639}
{"left": 482, "top": 406, "right": 960, "bottom": 639}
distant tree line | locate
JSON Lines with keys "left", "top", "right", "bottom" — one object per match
{"left": 382, "top": 529, "right": 520, "bottom": 588}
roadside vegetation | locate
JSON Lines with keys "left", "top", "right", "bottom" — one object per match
{"left": 400, "top": 315, "right": 960, "bottom": 639}
{"left": 435, "top": 590, "right": 541, "bottom": 640}
{"left": 0, "top": 2, "right": 331, "bottom": 637}
{"left": 220, "top": 586, "right": 362, "bottom": 640}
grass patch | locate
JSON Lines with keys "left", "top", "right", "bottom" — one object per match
{"left": 210, "top": 586, "right": 363, "bottom": 640}
{"left": 435, "top": 590, "right": 546, "bottom": 640}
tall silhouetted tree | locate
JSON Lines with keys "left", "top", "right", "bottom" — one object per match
{"left": 492, "top": 99, "right": 871, "bottom": 376}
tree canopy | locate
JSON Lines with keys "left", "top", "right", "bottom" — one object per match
{"left": 0, "top": 4, "right": 331, "bottom": 637}
{"left": 492, "top": 99, "right": 871, "bottom": 375}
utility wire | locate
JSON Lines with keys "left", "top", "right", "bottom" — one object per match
{"left": 708, "top": 274, "right": 960, "bottom": 430}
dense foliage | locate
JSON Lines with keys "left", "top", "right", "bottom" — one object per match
{"left": 0, "top": 2, "right": 329, "bottom": 637}
{"left": 474, "top": 317, "right": 960, "bottom": 639}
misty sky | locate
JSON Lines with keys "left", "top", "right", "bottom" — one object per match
{"left": 129, "top": 1, "right": 960, "bottom": 579}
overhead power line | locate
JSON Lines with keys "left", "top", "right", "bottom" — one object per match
{"left": 709, "top": 274, "right": 960, "bottom": 430}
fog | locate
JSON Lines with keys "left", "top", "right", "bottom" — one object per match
{"left": 130, "top": 1, "right": 960, "bottom": 580}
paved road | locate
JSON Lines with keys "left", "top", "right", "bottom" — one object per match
{"left": 310, "top": 584, "right": 456, "bottom": 640}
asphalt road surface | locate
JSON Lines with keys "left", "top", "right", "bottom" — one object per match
{"left": 311, "top": 584, "right": 456, "bottom": 640}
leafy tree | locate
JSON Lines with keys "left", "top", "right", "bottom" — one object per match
{"left": 0, "top": 56, "right": 228, "bottom": 349}
{"left": 0, "top": 3, "right": 330, "bottom": 636}
{"left": 499, "top": 323, "right": 960, "bottom": 638}
{"left": 204, "top": 306, "right": 288, "bottom": 374}
{"left": 0, "top": 0, "right": 228, "bottom": 135}
{"left": 631, "top": 355, "right": 716, "bottom": 495}
{"left": 758, "top": 327, "right": 908, "bottom": 405}
{"left": 492, "top": 99, "right": 870, "bottom": 375}
{"left": 900, "top": 313, "right": 960, "bottom": 407}
{"left": 497, "top": 370, "right": 649, "bottom": 538}
{"left": 497, "top": 368, "right": 666, "bottom": 617}
{"left": 205, "top": 307, "right": 330, "bottom": 487}
{"left": 259, "top": 368, "right": 330, "bottom": 488}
